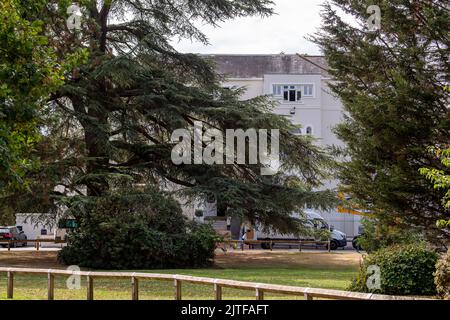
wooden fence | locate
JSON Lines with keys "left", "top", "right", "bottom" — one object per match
{"left": 1, "top": 239, "right": 334, "bottom": 252}
{"left": 0, "top": 267, "right": 432, "bottom": 301}
{"left": 221, "top": 240, "right": 333, "bottom": 252}
{"left": 0, "top": 239, "right": 66, "bottom": 251}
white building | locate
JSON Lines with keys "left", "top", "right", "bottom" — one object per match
{"left": 209, "top": 54, "right": 362, "bottom": 238}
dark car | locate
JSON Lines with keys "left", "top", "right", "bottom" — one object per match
{"left": 0, "top": 226, "right": 27, "bottom": 248}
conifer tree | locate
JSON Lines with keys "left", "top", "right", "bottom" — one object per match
{"left": 21, "top": 0, "right": 338, "bottom": 233}
{"left": 313, "top": 0, "right": 450, "bottom": 242}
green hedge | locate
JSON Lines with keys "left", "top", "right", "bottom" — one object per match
{"left": 58, "top": 189, "right": 221, "bottom": 269}
{"left": 349, "top": 244, "right": 439, "bottom": 296}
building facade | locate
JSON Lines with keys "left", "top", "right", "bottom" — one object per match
{"left": 210, "top": 54, "right": 362, "bottom": 238}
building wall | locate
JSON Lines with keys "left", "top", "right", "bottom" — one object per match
{"left": 223, "top": 79, "right": 264, "bottom": 101}
{"left": 221, "top": 73, "right": 361, "bottom": 238}
{"left": 15, "top": 213, "right": 56, "bottom": 240}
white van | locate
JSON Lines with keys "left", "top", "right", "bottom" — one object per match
{"left": 249, "top": 211, "right": 347, "bottom": 250}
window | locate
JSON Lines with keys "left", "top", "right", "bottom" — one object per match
{"left": 306, "top": 126, "right": 313, "bottom": 135}
{"left": 272, "top": 85, "right": 282, "bottom": 95}
{"left": 272, "top": 84, "right": 313, "bottom": 101}
{"left": 289, "top": 89, "right": 296, "bottom": 101}
{"left": 303, "top": 84, "right": 313, "bottom": 97}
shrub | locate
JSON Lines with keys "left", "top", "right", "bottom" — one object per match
{"left": 348, "top": 244, "right": 439, "bottom": 296}
{"left": 434, "top": 249, "right": 450, "bottom": 299}
{"left": 355, "top": 218, "right": 423, "bottom": 253}
{"left": 58, "top": 188, "right": 221, "bottom": 269}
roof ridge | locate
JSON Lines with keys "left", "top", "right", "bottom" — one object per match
{"left": 210, "top": 55, "right": 328, "bottom": 78}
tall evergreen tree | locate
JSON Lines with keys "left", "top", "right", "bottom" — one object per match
{"left": 313, "top": 0, "right": 450, "bottom": 242}
{"left": 21, "top": 0, "right": 338, "bottom": 233}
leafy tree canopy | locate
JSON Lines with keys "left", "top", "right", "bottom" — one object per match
{"left": 0, "top": 0, "right": 63, "bottom": 196}
{"left": 420, "top": 147, "right": 450, "bottom": 230}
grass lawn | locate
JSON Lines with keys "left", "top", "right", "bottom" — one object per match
{"left": 0, "top": 250, "right": 362, "bottom": 300}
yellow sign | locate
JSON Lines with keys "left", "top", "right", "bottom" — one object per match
{"left": 337, "top": 193, "right": 372, "bottom": 217}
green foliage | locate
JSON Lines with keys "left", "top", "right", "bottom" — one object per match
{"left": 436, "top": 220, "right": 450, "bottom": 229}
{"left": 313, "top": 0, "right": 450, "bottom": 242}
{"left": 0, "top": 0, "right": 62, "bottom": 194}
{"left": 58, "top": 188, "right": 221, "bottom": 269}
{"left": 355, "top": 218, "right": 423, "bottom": 253}
{"left": 349, "top": 244, "right": 439, "bottom": 296}
{"left": 420, "top": 147, "right": 450, "bottom": 209}
{"left": 30, "top": 0, "right": 338, "bottom": 235}
{"left": 434, "top": 249, "right": 450, "bottom": 299}
{"left": 4, "top": 0, "right": 337, "bottom": 270}
{"left": 420, "top": 147, "right": 450, "bottom": 230}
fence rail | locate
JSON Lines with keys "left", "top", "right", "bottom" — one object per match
{"left": 1, "top": 239, "right": 334, "bottom": 253}
{"left": 221, "top": 239, "right": 333, "bottom": 252}
{"left": 0, "top": 267, "right": 432, "bottom": 301}
{"left": 0, "top": 239, "right": 66, "bottom": 251}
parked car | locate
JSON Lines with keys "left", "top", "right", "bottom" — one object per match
{"left": 0, "top": 226, "right": 27, "bottom": 248}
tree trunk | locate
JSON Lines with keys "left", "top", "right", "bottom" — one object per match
{"left": 84, "top": 106, "right": 109, "bottom": 197}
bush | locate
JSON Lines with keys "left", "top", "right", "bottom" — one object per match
{"left": 348, "top": 244, "right": 439, "bottom": 296}
{"left": 355, "top": 218, "right": 423, "bottom": 253}
{"left": 58, "top": 189, "right": 221, "bottom": 269}
{"left": 434, "top": 249, "right": 450, "bottom": 299}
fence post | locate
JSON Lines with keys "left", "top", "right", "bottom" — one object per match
{"left": 304, "top": 293, "right": 313, "bottom": 300}
{"left": 7, "top": 241, "right": 11, "bottom": 251}
{"left": 298, "top": 241, "right": 302, "bottom": 252}
{"left": 7, "top": 271, "right": 13, "bottom": 299}
{"left": 214, "top": 283, "right": 222, "bottom": 300}
{"left": 174, "top": 278, "right": 182, "bottom": 300}
{"left": 48, "top": 273, "right": 55, "bottom": 300}
{"left": 131, "top": 276, "right": 139, "bottom": 300}
{"left": 36, "top": 241, "right": 40, "bottom": 251}
{"left": 87, "top": 275, "right": 94, "bottom": 300}
{"left": 256, "top": 288, "right": 264, "bottom": 300}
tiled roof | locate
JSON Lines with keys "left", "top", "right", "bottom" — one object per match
{"left": 206, "top": 54, "right": 328, "bottom": 78}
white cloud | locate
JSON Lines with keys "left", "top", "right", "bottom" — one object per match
{"left": 172, "top": 0, "right": 327, "bottom": 55}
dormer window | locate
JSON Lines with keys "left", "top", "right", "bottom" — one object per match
{"left": 273, "top": 84, "right": 313, "bottom": 101}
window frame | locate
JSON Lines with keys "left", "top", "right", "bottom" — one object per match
{"left": 272, "top": 83, "right": 315, "bottom": 102}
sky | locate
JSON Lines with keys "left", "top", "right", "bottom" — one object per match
{"left": 172, "top": 0, "right": 328, "bottom": 55}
